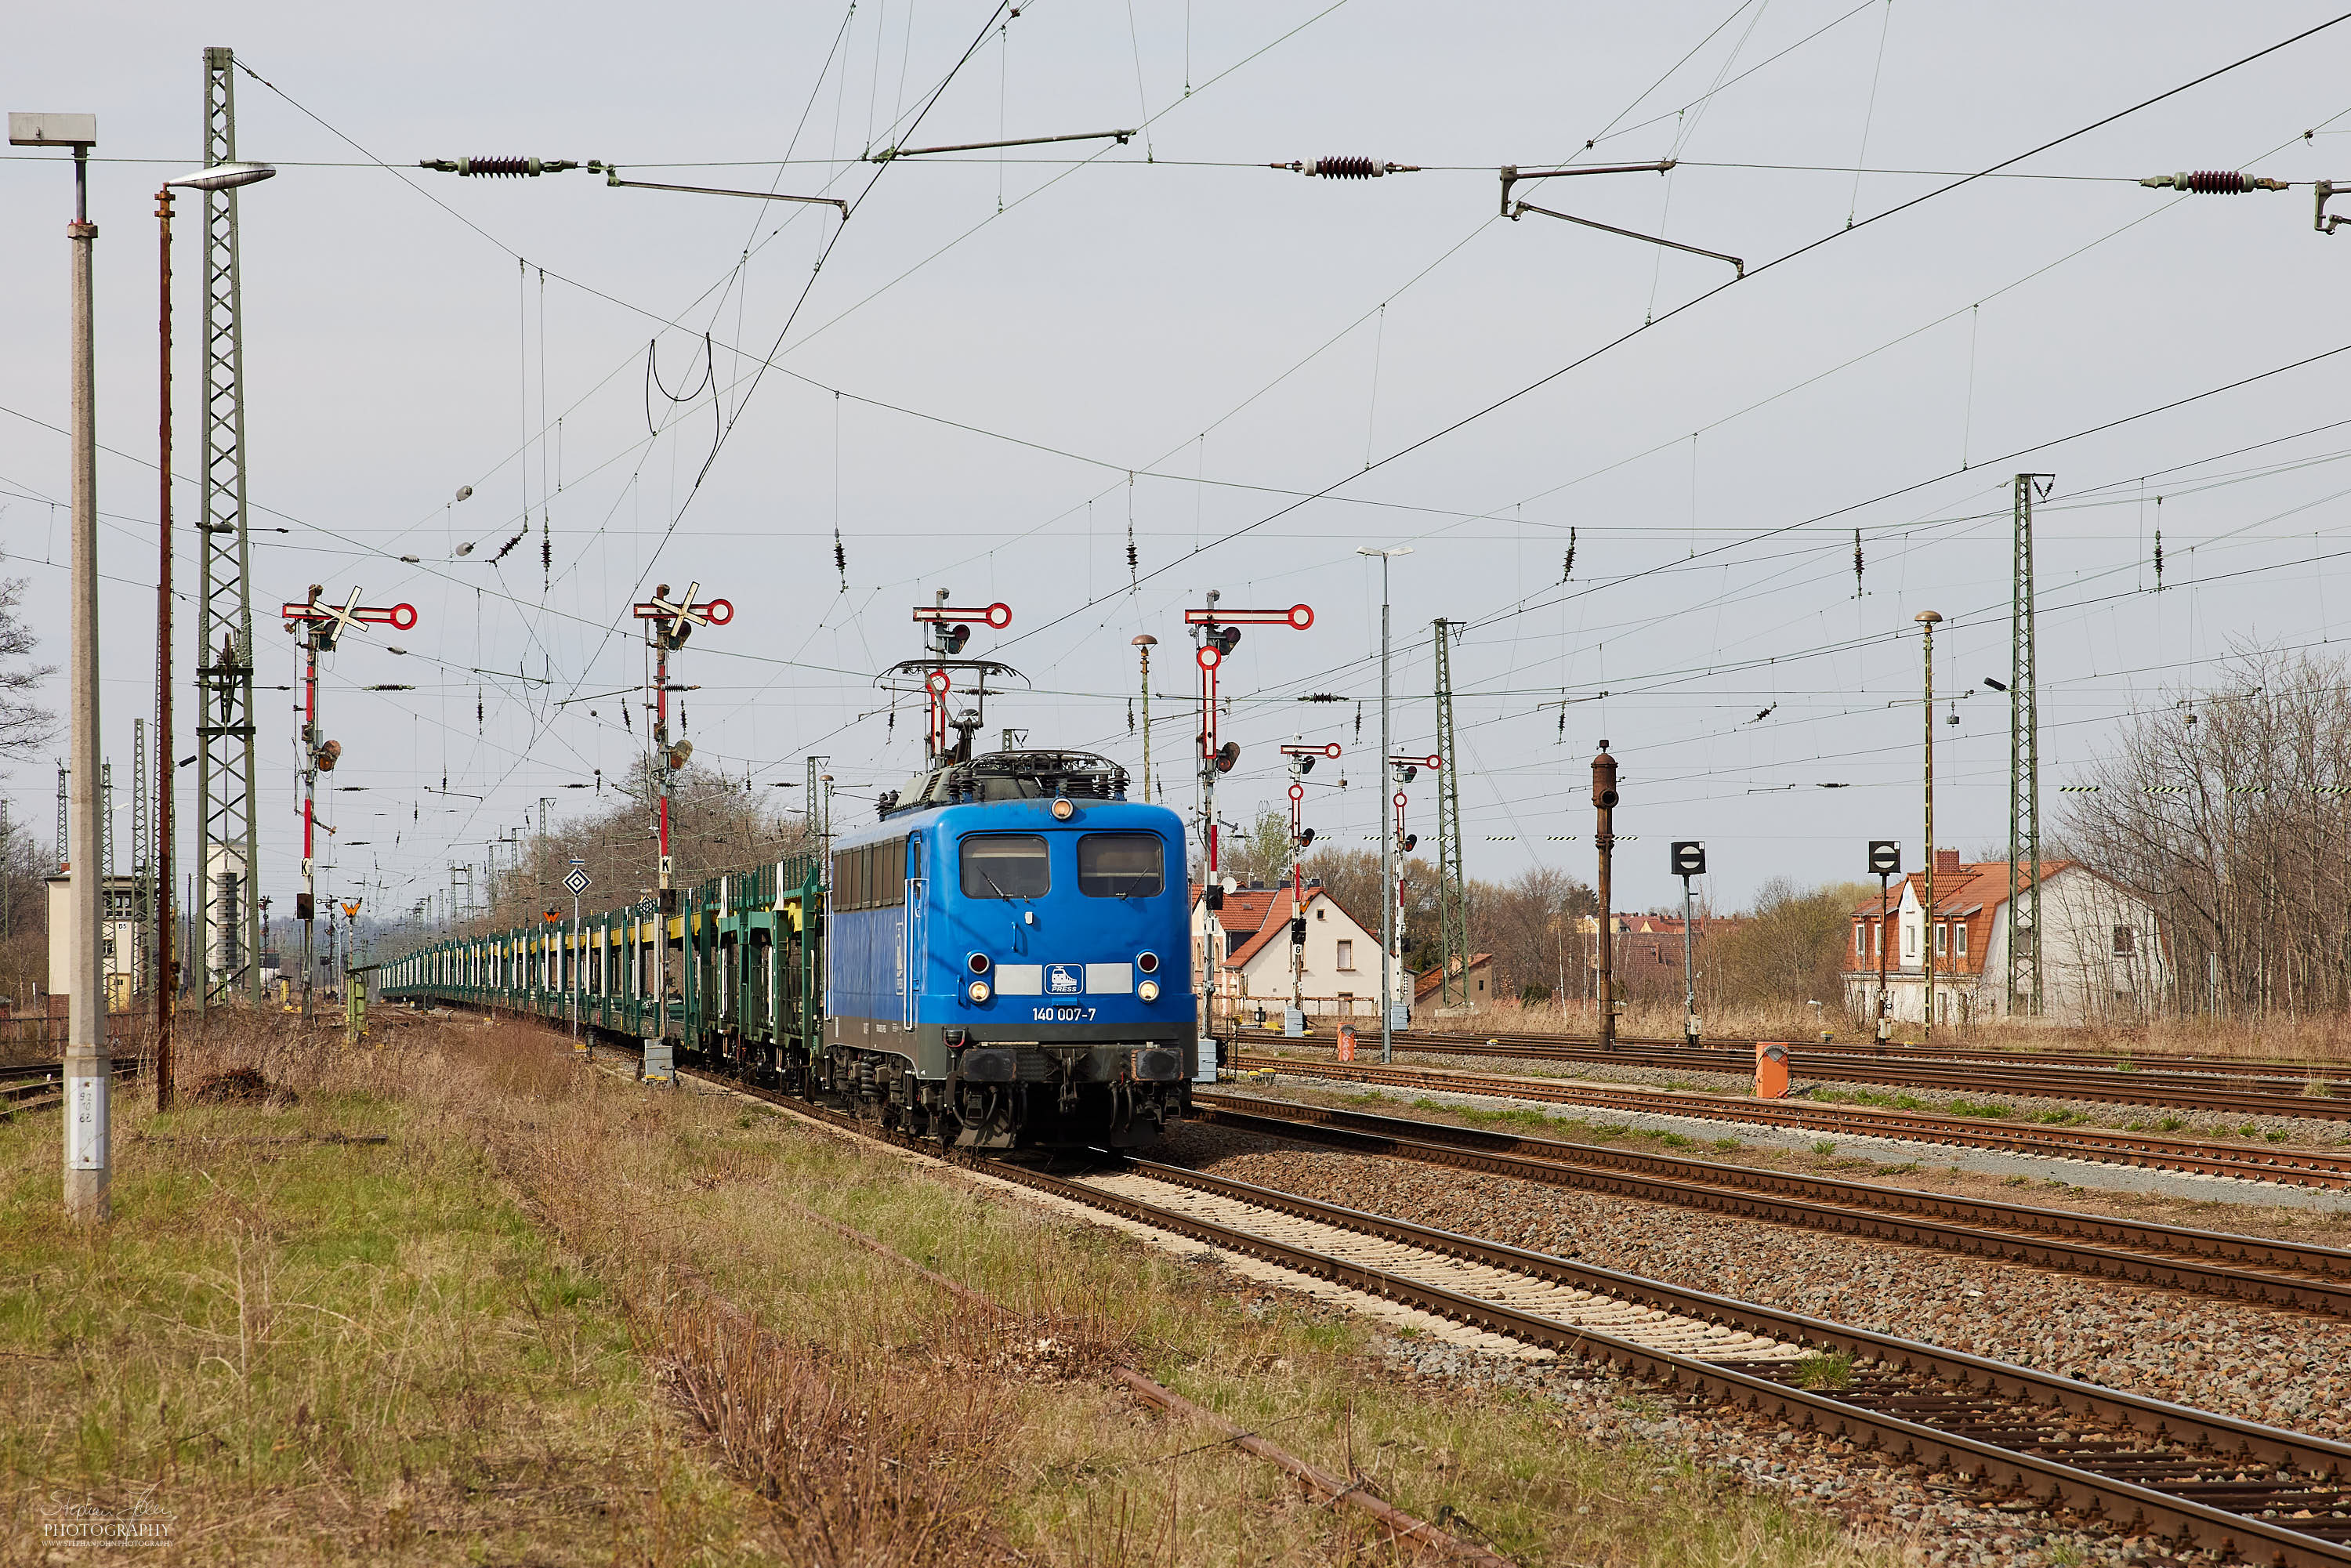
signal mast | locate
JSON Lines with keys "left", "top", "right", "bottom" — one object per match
{"left": 280, "top": 586, "right": 417, "bottom": 1026}
{"left": 897, "top": 592, "right": 1016, "bottom": 768}
{"left": 630, "top": 581, "right": 731, "bottom": 1081}
{"left": 1279, "top": 740, "right": 1341, "bottom": 1032}
{"left": 1387, "top": 750, "right": 1440, "bottom": 1013}
{"left": 1183, "top": 595, "right": 1313, "bottom": 1044}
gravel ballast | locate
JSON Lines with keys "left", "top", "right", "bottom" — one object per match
{"left": 1155, "top": 1121, "right": 2351, "bottom": 1443}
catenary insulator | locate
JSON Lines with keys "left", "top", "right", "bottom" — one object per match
{"left": 2138, "top": 169, "right": 2288, "bottom": 194}
{"left": 418, "top": 157, "right": 581, "bottom": 177}
{"left": 1271, "top": 157, "right": 1421, "bottom": 179}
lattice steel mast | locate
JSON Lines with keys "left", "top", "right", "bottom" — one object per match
{"left": 197, "top": 46, "right": 263, "bottom": 1005}
{"left": 2007, "top": 473, "right": 2052, "bottom": 1018}
{"left": 1432, "top": 618, "right": 1469, "bottom": 1007}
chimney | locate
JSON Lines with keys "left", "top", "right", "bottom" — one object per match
{"left": 1934, "top": 847, "right": 1961, "bottom": 878}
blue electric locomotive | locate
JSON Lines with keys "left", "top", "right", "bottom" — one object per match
{"left": 826, "top": 748, "right": 1197, "bottom": 1148}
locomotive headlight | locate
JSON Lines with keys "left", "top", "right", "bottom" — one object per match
{"left": 1136, "top": 979, "right": 1161, "bottom": 1003}
{"left": 967, "top": 980, "right": 992, "bottom": 1004}
{"left": 1050, "top": 796, "right": 1075, "bottom": 821}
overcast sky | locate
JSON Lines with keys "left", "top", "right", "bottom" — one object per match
{"left": 7, "top": 2, "right": 2351, "bottom": 924}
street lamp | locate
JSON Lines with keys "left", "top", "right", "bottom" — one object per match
{"left": 152, "top": 159, "right": 273, "bottom": 1111}
{"left": 10, "top": 110, "right": 107, "bottom": 1219}
{"left": 1357, "top": 545, "right": 1412, "bottom": 1060}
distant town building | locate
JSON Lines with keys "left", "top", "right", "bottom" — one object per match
{"left": 1570, "top": 911, "right": 1743, "bottom": 1001}
{"left": 1415, "top": 952, "right": 1494, "bottom": 1012}
{"left": 1843, "top": 849, "right": 2168, "bottom": 1026}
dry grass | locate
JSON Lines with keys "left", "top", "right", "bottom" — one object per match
{"left": 2, "top": 1009, "right": 1901, "bottom": 1566}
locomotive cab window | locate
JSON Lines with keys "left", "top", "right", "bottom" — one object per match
{"left": 960, "top": 835, "right": 1050, "bottom": 899}
{"left": 1077, "top": 833, "right": 1165, "bottom": 898}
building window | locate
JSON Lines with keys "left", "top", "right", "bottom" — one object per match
{"left": 1903, "top": 923, "right": 1917, "bottom": 958}
{"left": 1854, "top": 923, "right": 1866, "bottom": 957}
{"left": 1874, "top": 922, "right": 1882, "bottom": 954}
{"left": 1954, "top": 923, "right": 1967, "bottom": 958}
{"left": 2112, "top": 925, "right": 2135, "bottom": 958}
{"left": 1934, "top": 922, "right": 1947, "bottom": 956}
{"left": 1335, "top": 939, "right": 1354, "bottom": 970}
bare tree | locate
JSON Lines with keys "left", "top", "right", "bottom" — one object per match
{"left": 465, "top": 766, "right": 815, "bottom": 935}
{"left": 1469, "top": 864, "right": 1596, "bottom": 1001}
{"left": 0, "top": 573, "right": 55, "bottom": 760}
{"left": 2064, "top": 647, "right": 2351, "bottom": 1019}
{"left": 1708, "top": 878, "right": 1867, "bottom": 1010}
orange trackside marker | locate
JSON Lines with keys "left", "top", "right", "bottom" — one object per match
{"left": 1337, "top": 1024, "right": 1357, "bottom": 1062}
{"left": 1754, "top": 1041, "right": 1791, "bottom": 1099}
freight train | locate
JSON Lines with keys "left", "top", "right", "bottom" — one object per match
{"left": 381, "top": 748, "right": 1201, "bottom": 1148}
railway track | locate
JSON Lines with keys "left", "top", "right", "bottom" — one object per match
{"left": 0, "top": 1057, "right": 140, "bottom": 1117}
{"left": 1251, "top": 1024, "right": 2351, "bottom": 1085}
{"left": 642, "top": 1045, "right": 2351, "bottom": 1564}
{"left": 661, "top": 1054, "right": 2351, "bottom": 1565}
{"left": 1194, "top": 1092, "right": 2351, "bottom": 1317}
{"left": 1235, "top": 1030, "right": 2351, "bottom": 1119}
{"left": 1236, "top": 1052, "right": 2351, "bottom": 1186}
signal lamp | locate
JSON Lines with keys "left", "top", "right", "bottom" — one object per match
{"left": 967, "top": 952, "right": 991, "bottom": 975}
{"left": 1215, "top": 625, "right": 1242, "bottom": 655}
{"left": 966, "top": 980, "right": 992, "bottom": 1003}
{"left": 1299, "top": 827, "right": 1316, "bottom": 848}
{"left": 1137, "top": 979, "right": 1161, "bottom": 1002}
{"left": 1136, "top": 951, "right": 1159, "bottom": 973}
{"left": 1051, "top": 797, "right": 1075, "bottom": 820}
{"left": 1214, "top": 741, "right": 1241, "bottom": 773}
{"left": 947, "top": 624, "right": 972, "bottom": 654}
{"left": 315, "top": 739, "right": 342, "bottom": 771}
{"left": 1402, "top": 833, "right": 1418, "bottom": 852}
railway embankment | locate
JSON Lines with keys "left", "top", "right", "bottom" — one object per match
{"left": 0, "top": 1013, "right": 1898, "bottom": 1568}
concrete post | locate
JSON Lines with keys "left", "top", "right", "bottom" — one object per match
{"left": 65, "top": 159, "right": 109, "bottom": 1222}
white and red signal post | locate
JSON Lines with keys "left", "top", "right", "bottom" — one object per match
{"left": 1186, "top": 596, "right": 1313, "bottom": 1043}
{"left": 630, "top": 582, "right": 730, "bottom": 1081}
{"left": 280, "top": 588, "right": 417, "bottom": 1026}
{"left": 910, "top": 598, "right": 1012, "bottom": 764}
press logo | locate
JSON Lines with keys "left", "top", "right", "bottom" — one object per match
{"left": 1045, "top": 964, "right": 1081, "bottom": 995}
{"left": 39, "top": 1489, "right": 176, "bottom": 1542}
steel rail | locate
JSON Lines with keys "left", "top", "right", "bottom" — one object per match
{"left": 657, "top": 1050, "right": 2351, "bottom": 1562}
{"left": 1, "top": 1056, "right": 143, "bottom": 1114}
{"left": 1194, "top": 1095, "right": 2351, "bottom": 1315}
{"left": 1237, "top": 1053, "right": 2351, "bottom": 1182}
{"left": 1239, "top": 1030, "right": 2351, "bottom": 1114}
{"left": 1005, "top": 1155, "right": 2351, "bottom": 1565}
{"left": 1246, "top": 1024, "right": 2351, "bottom": 1083}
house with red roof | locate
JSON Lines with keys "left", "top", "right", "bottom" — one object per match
{"left": 1190, "top": 878, "right": 1403, "bottom": 1027}
{"left": 1843, "top": 849, "right": 2167, "bottom": 1027}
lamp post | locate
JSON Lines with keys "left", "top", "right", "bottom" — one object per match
{"left": 154, "top": 160, "right": 274, "bottom": 1106}
{"left": 1357, "top": 546, "right": 1411, "bottom": 1060}
{"left": 11, "top": 110, "right": 107, "bottom": 1219}
{"left": 1916, "top": 610, "right": 1943, "bottom": 1046}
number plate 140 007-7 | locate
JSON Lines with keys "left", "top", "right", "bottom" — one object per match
{"left": 1032, "top": 1005, "right": 1096, "bottom": 1023}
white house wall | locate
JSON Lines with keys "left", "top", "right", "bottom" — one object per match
{"left": 1192, "top": 893, "right": 1401, "bottom": 1019}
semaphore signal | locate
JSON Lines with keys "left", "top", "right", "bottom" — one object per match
{"left": 281, "top": 585, "right": 417, "bottom": 1027}
{"left": 1187, "top": 593, "right": 1315, "bottom": 1054}
{"left": 629, "top": 581, "right": 730, "bottom": 1082}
